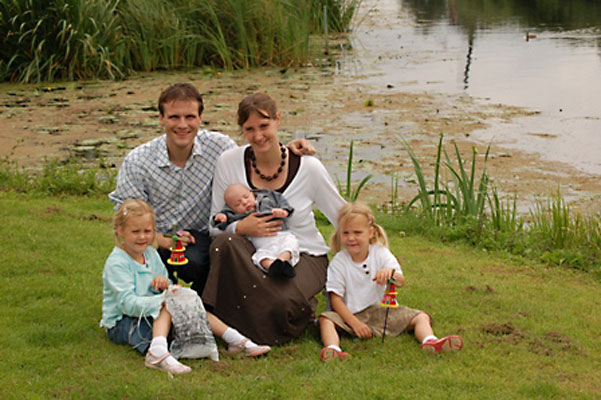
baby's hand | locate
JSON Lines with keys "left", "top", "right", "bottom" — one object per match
{"left": 151, "top": 276, "right": 170, "bottom": 291}
{"left": 214, "top": 213, "right": 227, "bottom": 223}
{"left": 373, "top": 268, "right": 394, "bottom": 285}
{"left": 271, "top": 208, "right": 288, "bottom": 218}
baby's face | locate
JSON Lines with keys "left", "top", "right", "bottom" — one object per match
{"left": 225, "top": 185, "right": 256, "bottom": 214}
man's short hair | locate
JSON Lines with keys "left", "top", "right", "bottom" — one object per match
{"left": 158, "top": 83, "right": 204, "bottom": 116}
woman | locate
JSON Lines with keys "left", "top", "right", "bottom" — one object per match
{"left": 203, "top": 93, "right": 346, "bottom": 345}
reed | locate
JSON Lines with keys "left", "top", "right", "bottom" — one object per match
{"left": 0, "top": 0, "right": 125, "bottom": 82}
{"left": 338, "top": 140, "right": 373, "bottom": 201}
{"left": 1, "top": 0, "right": 358, "bottom": 83}
{"left": 309, "top": 0, "right": 361, "bottom": 32}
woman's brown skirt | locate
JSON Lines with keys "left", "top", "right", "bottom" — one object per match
{"left": 202, "top": 234, "right": 327, "bottom": 345}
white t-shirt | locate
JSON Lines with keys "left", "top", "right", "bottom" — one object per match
{"left": 326, "top": 244, "right": 402, "bottom": 314}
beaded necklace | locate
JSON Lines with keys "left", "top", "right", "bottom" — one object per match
{"left": 249, "top": 143, "right": 287, "bottom": 181}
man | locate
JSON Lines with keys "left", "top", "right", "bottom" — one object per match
{"left": 109, "top": 83, "right": 312, "bottom": 295}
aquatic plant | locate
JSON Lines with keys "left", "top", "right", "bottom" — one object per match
{"left": 401, "top": 134, "right": 490, "bottom": 227}
{"left": 337, "top": 140, "right": 373, "bottom": 201}
{"left": 399, "top": 134, "right": 601, "bottom": 274}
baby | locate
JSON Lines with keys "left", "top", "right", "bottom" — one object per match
{"left": 212, "top": 183, "right": 299, "bottom": 279}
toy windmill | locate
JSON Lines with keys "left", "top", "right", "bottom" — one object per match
{"left": 165, "top": 227, "right": 188, "bottom": 266}
{"left": 380, "top": 279, "right": 399, "bottom": 343}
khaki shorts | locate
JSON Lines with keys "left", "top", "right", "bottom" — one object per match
{"left": 321, "top": 305, "right": 430, "bottom": 337}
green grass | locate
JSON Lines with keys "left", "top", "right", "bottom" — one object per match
{"left": 2, "top": 192, "right": 600, "bottom": 398}
{"left": 0, "top": 157, "right": 116, "bottom": 196}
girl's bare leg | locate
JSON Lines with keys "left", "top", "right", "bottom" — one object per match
{"left": 319, "top": 316, "right": 340, "bottom": 347}
{"left": 153, "top": 305, "right": 172, "bottom": 338}
{"left": 207, "top": 311, "right": 228, "bottom": 337}
{"left": 408, "top": 312, "right": 434, "bottom": 343}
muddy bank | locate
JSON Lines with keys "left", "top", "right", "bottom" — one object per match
{"left": 1, "top": 44, "right": 600, "bottom": 213}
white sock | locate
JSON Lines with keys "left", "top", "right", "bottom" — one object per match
{"left": 150, "top": 336, "right": 168, "bottom": 355}
{"left": 222, "top": 328, "right": 246, "bottom": 345}
{"left": 222, "top": 328, "right": 261, "bottom": 349}
{"left": 327, "top": 345, "right": 342, "bottom": 352}
{"left": 149, "top": 336, "right": 182, "bottom": 367}
{"left": 422, "top": 335, "right": 438, "bottom": 344}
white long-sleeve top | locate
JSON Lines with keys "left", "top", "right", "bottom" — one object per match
{"left": 210, "top": 145, "right": 346, "bottom": 256}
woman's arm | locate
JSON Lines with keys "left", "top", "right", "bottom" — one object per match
{"left": 308, "top": 157, "right": 347, "bottom": 226}
{"left": 210, "top": 149, "right": 283, "bottom": 237}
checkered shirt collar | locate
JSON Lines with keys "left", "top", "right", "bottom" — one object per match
{"left": 155, "top": 132, "right": 205, "bottom": 168}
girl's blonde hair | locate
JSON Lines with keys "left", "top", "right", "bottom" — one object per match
{"left": 113, "top": 199, "right": 156, "bottom": 244}
{"left": 330, "top": 202, "right": 388, "bottom": 253}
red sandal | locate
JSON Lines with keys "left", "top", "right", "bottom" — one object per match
{"left": 421, "top": 335, "right": 464, "bottom": 353}
{"left": 319, "top": 347, "right": 351, "bottom": 362}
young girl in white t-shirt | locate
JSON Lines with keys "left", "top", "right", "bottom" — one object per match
{"left": 318, "top": 202, "right": 463, "bottom": 361}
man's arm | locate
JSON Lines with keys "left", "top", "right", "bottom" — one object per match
{"left": 108, "top": 156, "right": 148, "bottom": 207}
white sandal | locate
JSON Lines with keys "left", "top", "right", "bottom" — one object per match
{"left": 145, "top": 350, "right": 191, "bottom": 375}
{"left": 227, "top": 338, "right": 271, "bottom": 357}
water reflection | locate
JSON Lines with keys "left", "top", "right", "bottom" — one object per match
{"left": 344, "top": 0, "right": 601, "bottom": 173}
{"left": 401, "top": 0, "right": 601, "bottom": 91}
{"left": 402, "top": 0, "right": 601, "bottom": 31}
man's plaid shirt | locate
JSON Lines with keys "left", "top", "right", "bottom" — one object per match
{"left": 109, "top": 130, "right": 236, "bottom": 234}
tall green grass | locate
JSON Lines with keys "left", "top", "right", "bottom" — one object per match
{"left": 399, "top": 135, "right": 601, "bottom": 275}
{"left": 401, "top": 134, "right": 490, "bottom": 228}
{"left": 0, "top": 0, "right": 360, "bottom": 83}
{"left": 0, "top": 0, "right": 125, "bottom": 82}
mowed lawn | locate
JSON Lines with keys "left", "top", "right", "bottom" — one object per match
{"left": 1, "top": 192, "right": 600, "bottom": 399}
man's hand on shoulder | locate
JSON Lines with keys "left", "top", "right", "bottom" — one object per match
{"left": 287, "top": 138, "right": 316, "bottom": 156}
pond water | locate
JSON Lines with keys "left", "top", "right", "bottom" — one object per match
{"left": 344, "top": 0, "right": 601, "bottom": 174}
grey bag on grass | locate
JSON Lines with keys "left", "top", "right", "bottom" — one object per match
{"left": 165, "top": 287, "right": 219, "bottom": 361}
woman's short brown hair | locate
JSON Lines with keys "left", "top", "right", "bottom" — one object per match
{"left": 237, "top": 93, "right": 278, "bottom": 127}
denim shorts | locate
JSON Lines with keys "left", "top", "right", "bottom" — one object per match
{"left": 107, "top": 315, "right": 154, "bottom": 354}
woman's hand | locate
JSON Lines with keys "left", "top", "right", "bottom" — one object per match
{"left": 151, "top": 276, "right": 170, "bottom": 291}
{"left": 350, "top": 320, "right": 373, "bottom": 339}
{"left": 235, "top": 213, "right": 283, "bottom": 236}
{"left": 287, "top": 138, "right": 316, "bottom": 156}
